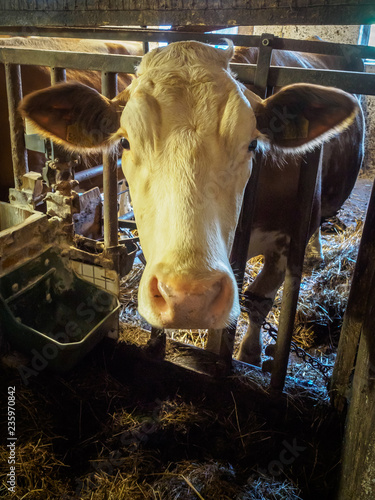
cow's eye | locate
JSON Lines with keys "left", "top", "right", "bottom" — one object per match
{"left": 120, "top": 137, "right": 130, "bottom": 150}
{"left": 248, "top": 140, "right": 258, "bottom": 152}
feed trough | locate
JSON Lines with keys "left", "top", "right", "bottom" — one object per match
{"left": 0, "top": 247, "right": 119, "bottom": 372}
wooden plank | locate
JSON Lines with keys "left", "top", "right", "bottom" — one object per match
{"left": 0, "top": 5, "right": 375, "bottom": 26}
{"left": 337, "top": 272, "right": 375, "bottom": 499}
{"left": 330, "top": 179, "right": 375, "bottom": 411}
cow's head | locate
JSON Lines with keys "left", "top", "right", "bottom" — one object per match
{"left": 20, "top": 41, "right": 358, "bottom": 329}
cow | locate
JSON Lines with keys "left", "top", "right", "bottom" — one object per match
{"left": 0, "top": 36, "right": 143, "bottom": 200}
{"left": 19, "top": 40, "right": 363, "bottom": 366}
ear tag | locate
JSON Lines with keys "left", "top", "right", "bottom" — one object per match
{"left": 282, "top": 117, "right": 309, "bottom": 140}
{"left": 66, "top": 123, "right": 95, "bottom": 147}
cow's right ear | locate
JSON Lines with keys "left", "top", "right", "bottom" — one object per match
{"left": 19, "top": 81, "right": 126, "bottom": 151}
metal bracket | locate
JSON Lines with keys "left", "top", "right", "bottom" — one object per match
{"left": 254, "top": 33, "right": 275, "bottom": 98}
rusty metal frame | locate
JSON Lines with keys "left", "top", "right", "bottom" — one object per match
{"left": 1, "top": 30, "right": 375, "bottom": 391}
{"left": 0, "top": 27, "right": 375, "bottom": 59}
{"left": 1, "top": 46, "right": 375, "bottom": 94}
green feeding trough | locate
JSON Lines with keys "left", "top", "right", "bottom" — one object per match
{"left": 0, "top": 247, "right": 120, "bottom": 372}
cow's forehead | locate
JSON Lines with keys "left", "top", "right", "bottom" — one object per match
{"left": 121, "top": 64, "right": 255, "bottom": 149}
{"left": 137, "top": 40, "right": 233, "bottom": 76}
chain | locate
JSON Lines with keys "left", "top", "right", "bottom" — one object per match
{"left": 262, "top": 320, "right": 333, "bottom": 384}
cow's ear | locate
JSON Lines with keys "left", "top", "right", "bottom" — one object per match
{"left": 247, "top": 84, "right": 359, "bottom": 152}
{"left": 19, "top": 81, "right": 124, "bottom": 151}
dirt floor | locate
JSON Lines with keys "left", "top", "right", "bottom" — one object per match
{"left": 0, "top": 173, "right": 374, "bottom": 500}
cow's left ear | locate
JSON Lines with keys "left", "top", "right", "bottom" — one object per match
{"left": 246, "top": 83, "right": 359, "bottom": 152}
{"left": 20, "top": 81, "right": 126, "bottom": 151}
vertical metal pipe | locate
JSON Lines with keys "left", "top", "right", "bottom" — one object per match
{"left": 270, "top": 147, "right": 322, "bottom": 391}
{"left": 5, "top": 63, "right": 28, "bottom": 190}
{"left": 51, "top": 67, "right": 66, "bottom": 85}
{"left": 143, "top": 41, "right": 150, "bottom": 54}
{"left": 207, "top": 34, "right": 274, "bottom": 371}
{"left": 101, "top": 72, "right": 119, "bottom": 250}
{"left": 208, "top": 154, "right": 262, "bottom": 371}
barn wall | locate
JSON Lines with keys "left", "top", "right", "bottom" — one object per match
{"left": 253, "top": 24, "right": 361, "bottom": 45}
{"left": 364, "top": 65, "right": 375, "bottom": 174}
{"left": 252, "top": 25, "right": 375, "bottom": 174}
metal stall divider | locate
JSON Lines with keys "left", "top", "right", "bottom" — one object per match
{"left": 2, "top": 30, "right": 375, "bottom": 390}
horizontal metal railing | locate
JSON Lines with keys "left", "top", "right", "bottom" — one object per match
{"left": 1, "top": 46, "right": 375, "bottom": 96}
{"left": 1, "top": 26, "right": 375, "bottom": 60}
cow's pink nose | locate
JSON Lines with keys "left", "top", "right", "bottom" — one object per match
{"left": 149, "top": 274, "right": 233, "bottom": 329}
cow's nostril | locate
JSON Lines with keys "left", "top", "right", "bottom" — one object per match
{"left": 150, "top": 276, "right": 168, "bottom": 312}
{"left": 208, "top": 277, "right": 232, "bottom": 319}
{"left": 147, "top": 273, "right": 234, "bottom": 329}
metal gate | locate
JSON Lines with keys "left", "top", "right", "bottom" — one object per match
{"left": 1, "top": 27, "right": 375, "bottom": 393}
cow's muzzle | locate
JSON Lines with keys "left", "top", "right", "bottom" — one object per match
{"left": 145, "top": 272, "right": 234, "bottom": 329}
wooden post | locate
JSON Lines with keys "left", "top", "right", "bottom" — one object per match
{"left": 330, "top": 179, "right": 375, "bottom": 411}
{"left": 337, "top": 269, "right": 375, "bottom": 499}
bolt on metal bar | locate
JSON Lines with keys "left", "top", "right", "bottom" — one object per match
{"left": 102, "top": 71, "right": 119, "bottom": 251}
{"left": 51, "top": 67, "right": 66, "bottom": 85}
{"left": 254, "top": 34, "right": 274, "bottom": 96}
{"left": 4, "top": 63, "right": 28, "bottom": 190}
{"left": 270, "top": 147, "right": 322, "bottom": 391}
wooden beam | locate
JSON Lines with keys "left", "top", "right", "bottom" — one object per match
{"left": 331, "top": 179, "right": 375, "bottom": 411}
{"left": 337, "top": 270, "right": 375, "bottom": 499}
{"left": 0, "top": 3, "right": 374, "bottom": 27}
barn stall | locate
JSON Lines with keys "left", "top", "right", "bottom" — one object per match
{"left": 0, "top": 2, "right": 375, "bottom": 499}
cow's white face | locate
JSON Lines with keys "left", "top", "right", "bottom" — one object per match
{"left": 118, "top": 43, "right": 257, "bottom": 328}
{"left": 20, "top": 41, "right": 359, "bottom": 330}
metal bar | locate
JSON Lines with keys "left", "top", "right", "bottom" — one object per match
{"left": 272, "top": 36, "right": 375, "bottom": 60}
{"left": 209, "top": 38, "right": 273, "bottom": 370}
{"left": 254, "top": 34, "right": 274, "bottom": 95}
{"left": 211, "top": 34, "right": 273, "bottom": 368}
{"left": 0, "top": 47, "right": 141, "bottom": 74}
{"left": 0, "top": 26, "right": 263, "bottom": 47}
{"left": 74, "top": 159, "right": 122, "bottom": 183}
{"left": 51, "top": 67, "right": 66, "bottom": 85}
{"left": 266, "top": 66, "right": 375, "bottom": 95}
{"left": 330, "top": 178, "right": 375, "bottom": 411}
{"left": 1, "top": 27, "right": 375, "bottom": 59}
{"left": 235, "top": 64, "right": 375, "bottom": 95}
{"left": 270, "top": 148, "right": 322, "bottom": 392}
{"left": 4, "top": 63, "right": 28, "bottom": 190}
{"left": 142, "top": 41, "right": 150, "bottom": 54}
{"left": 2, "top": 47, "right": 375, "bottom": 96}
{"left": 101, "top": 71, "right": 119, "bottom": 251}
{"left": 209, "top": 153, "right": 263, "bottom": 370}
